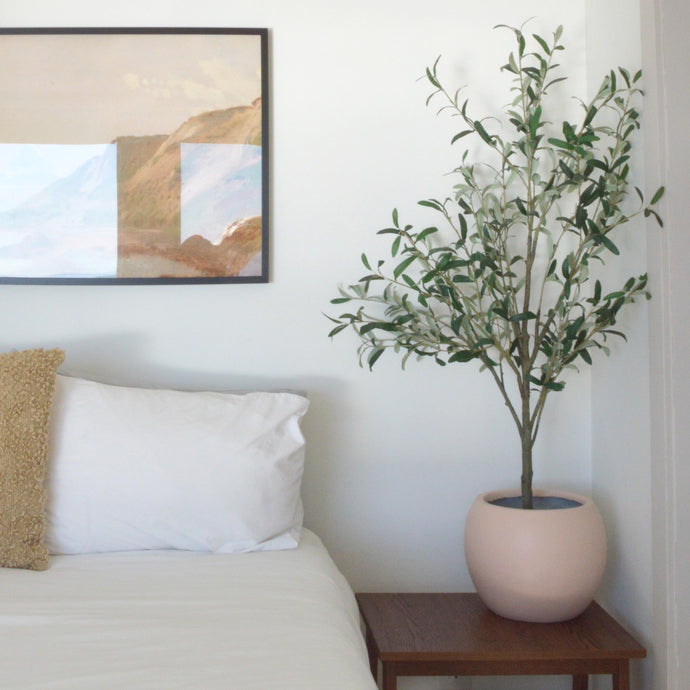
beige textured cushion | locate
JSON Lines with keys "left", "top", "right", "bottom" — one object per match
{"left": 0, "top": 348, "right": 64, "bottom": 570}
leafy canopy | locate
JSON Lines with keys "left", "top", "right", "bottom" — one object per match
{"left": 327, "top": 23, "right": 664, "bottom": 508}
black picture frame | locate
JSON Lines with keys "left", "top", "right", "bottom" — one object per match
{"left": 0, "top": 27, "right": 269, "bottom": 284}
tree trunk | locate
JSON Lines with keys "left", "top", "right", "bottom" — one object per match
{"left": 521, "top": 433, "right": 533, "bottom": 509}
{"left": 521, "top": 392, "right": 534, "bottom": 509}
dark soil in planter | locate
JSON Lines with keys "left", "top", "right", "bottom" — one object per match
{"left": 491, "top": 496, "right": 582, "bottom": 510}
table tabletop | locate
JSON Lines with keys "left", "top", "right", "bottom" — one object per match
{"left": 356, "top": 592, "right": 646, "bottom": 665}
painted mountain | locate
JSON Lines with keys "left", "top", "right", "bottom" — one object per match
{"left": 0, "top": 98, "right": 263, "bottom": 279}
{"left": 116, "top": 97, "right": 263, "bottom": 278}
{"left": 0, "top": 144, "right": 118, "bottom": 278}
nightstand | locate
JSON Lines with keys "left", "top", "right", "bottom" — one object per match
{"left": 356, "top": 593, "right": 646, "bottom": 690}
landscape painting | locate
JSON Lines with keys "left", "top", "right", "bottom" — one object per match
{"left": 0, "top": 28, "right": 268, "bottom": 284}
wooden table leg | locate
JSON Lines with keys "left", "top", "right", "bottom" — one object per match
{"left": 613, "top": 659, "right": 630, "bottom": 690}
{"left": 382, "top": 662, "right": 397, "bottom": 690}
{"left": 572, "top": 675, "right": 588, "bottom": 690}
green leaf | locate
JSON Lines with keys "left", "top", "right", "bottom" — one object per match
{"left": 545, "top": 76, "right": 567, "bottom": 90}
{"left": 392, "top": 208, "right": 400, "bottom": 227}
{"left": 651, "top": 186, "right": 665, "bottom": 205}
{"left": 645, "top": 208, "right": 664, "bottom": 227}
{"left": 532, "top": 33, "right": 551, "bottom": 55}
{"left": 583, "top": 105, "right": 597, "bottom": 127}
{"left": 330, "top": 297, "right": 351, "bottom": 304}
{"left": 448, "top": 350, "right": 479, "bottom": 363}
{"left": 426, "top": 65, "right": 440, "bottom": 89}
{"left": 359, "top": 322, "right": 398, "bottom": 335}
{"left": 367, "top": 348, "right": 385, "bottom": 370}
{"left": 548, "top": 137, "right": 573, "bottom": 150}
{"left": 402, "top": 274, "right": 417, "bottom": 289}
{"left": 559, "top": 160, "right": 575, "bottom": 179}
{"left": 417, "top": 226, "right": 438, "bottom": 242}
{"left": 458, "top": 213, "right": 468, "bottom": 239}
{"left": 450, "top": 316, "right": 463, "bottom": 335}
{"left": 598, "top": 233, "right": 620, "bottom": 255}
{"left": 421, "top": 269, "right": 438, "bottom": 284}
{"left": 588, "top": 159, "right": 608, "bottom": 172}
{"left": 328, "top": 323, "right": 349, "bottom": 338}
{"left": 474, "top": 119, "right": 494, "bottom": 144}
{"left": 529, "top": 105, "right": 542, "bottom": 138}
{"left": 579, "top": 348, "right": 593, "bottom": 365}
{"left": 394, "top": 255, "right": 416, "bottom": 279}
{"left": 509, "top": 311, "right": 537, "bottom": 322}
{"left": 544, "top": 380, "right": 566, "bottom": 391}
{"left": 547, "top": 259, "right": 557, "bottom": 277}
{"left": 361, "top": 253, "right": 371, "bottom": 270}
{"left": 575, "top": 204, "right": 588, "bottom": 228}
{"left": 418, "top": 199, "right": 444, "bottom": 212}
{"left": 564, "top": 121, "right": 577, "bottom": 141}
{"left": 458, "top": 198, "right": 473, "bottom": 214}
{"left": 524, "top": 68, "right": 543, "bottom": 82}
{"left": 603, "top": 290, "right": 625, "bottom": 300}
{"left": 391, "top": 235, "right": 401, "bottom": 257}
{"left": 602, "top": 329, "right": 627, "bottom": 341}
{"left": 451, "top": 130, "right": 473, "bottom": 144}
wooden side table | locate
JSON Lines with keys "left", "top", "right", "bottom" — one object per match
{"left": 356, "top": 593, "right": 646, "bottom": 690}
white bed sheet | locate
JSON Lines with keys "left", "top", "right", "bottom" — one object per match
{"left": 0, "top": 529, "right": 377, "bottom": 690}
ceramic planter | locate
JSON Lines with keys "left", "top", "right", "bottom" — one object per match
{"left": 464, "top": 489, "right": 606, "bottom": 623}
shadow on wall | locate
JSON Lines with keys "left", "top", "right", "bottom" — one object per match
{"left": 15, "top": 332, "right": 335, "bottom": 393}
{"left": 12, "top": 331, "right": 349, "bottom": 543}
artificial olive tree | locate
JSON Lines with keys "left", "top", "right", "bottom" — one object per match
{"left": 328, "top": 24, "right": 664, "bottom": 509}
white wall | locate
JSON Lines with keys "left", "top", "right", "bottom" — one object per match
{"left": 641, "top": 0, "right": 690, "bottom": 687}
{"left": 587, "top": 1, "right": 690, "bottom": 689}
{"left": 0, "top": 0, "right": 591, "bottom": 587}
{"left": 586, "top": 2, "right": 656, "bottom": 689}
{"left": 1, "top": 2, "right": 657, "bottom": 689}
{"left": 583, "top": 0, "right": 690, "bottom": 688}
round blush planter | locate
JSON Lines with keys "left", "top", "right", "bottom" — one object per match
{"left": 464, "top": 489, "right": 606, "bottom": 623}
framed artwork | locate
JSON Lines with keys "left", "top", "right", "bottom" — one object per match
{"left": 0, "top": 27, "right": 269, "bottom": 284}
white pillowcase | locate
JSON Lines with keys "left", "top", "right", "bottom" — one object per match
{"left": 45, "top": 375, "right": 309, "bottom": 555}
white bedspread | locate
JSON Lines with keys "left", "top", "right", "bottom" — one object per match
{"left": 0, "top": 530, "right": 377, "bottom": 689}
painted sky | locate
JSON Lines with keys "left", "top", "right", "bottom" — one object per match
{"left": 0, "top": 32, "right": 262, "bottom": 143}
{"left": 180, "top": 143, "right": 261, "bottom": 244}
{"left": 0, "top": 143, "right": 118, "bottom": 277}
{"left": 0, "top": 143, "right": 103, "bottom": 211}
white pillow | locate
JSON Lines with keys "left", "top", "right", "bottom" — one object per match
{"left": 45, "top": 375, "right": 309, "bottom": 555}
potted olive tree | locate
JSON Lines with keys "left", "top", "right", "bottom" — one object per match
{"left": 327, "top": 24, "right": 663, "bottom": 621}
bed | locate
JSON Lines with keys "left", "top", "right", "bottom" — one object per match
{"left": 0, "top": 530, "right": 376, "bottom": 689}
{"left": 0, "top": 348, "right": 378, "bottom": 690}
